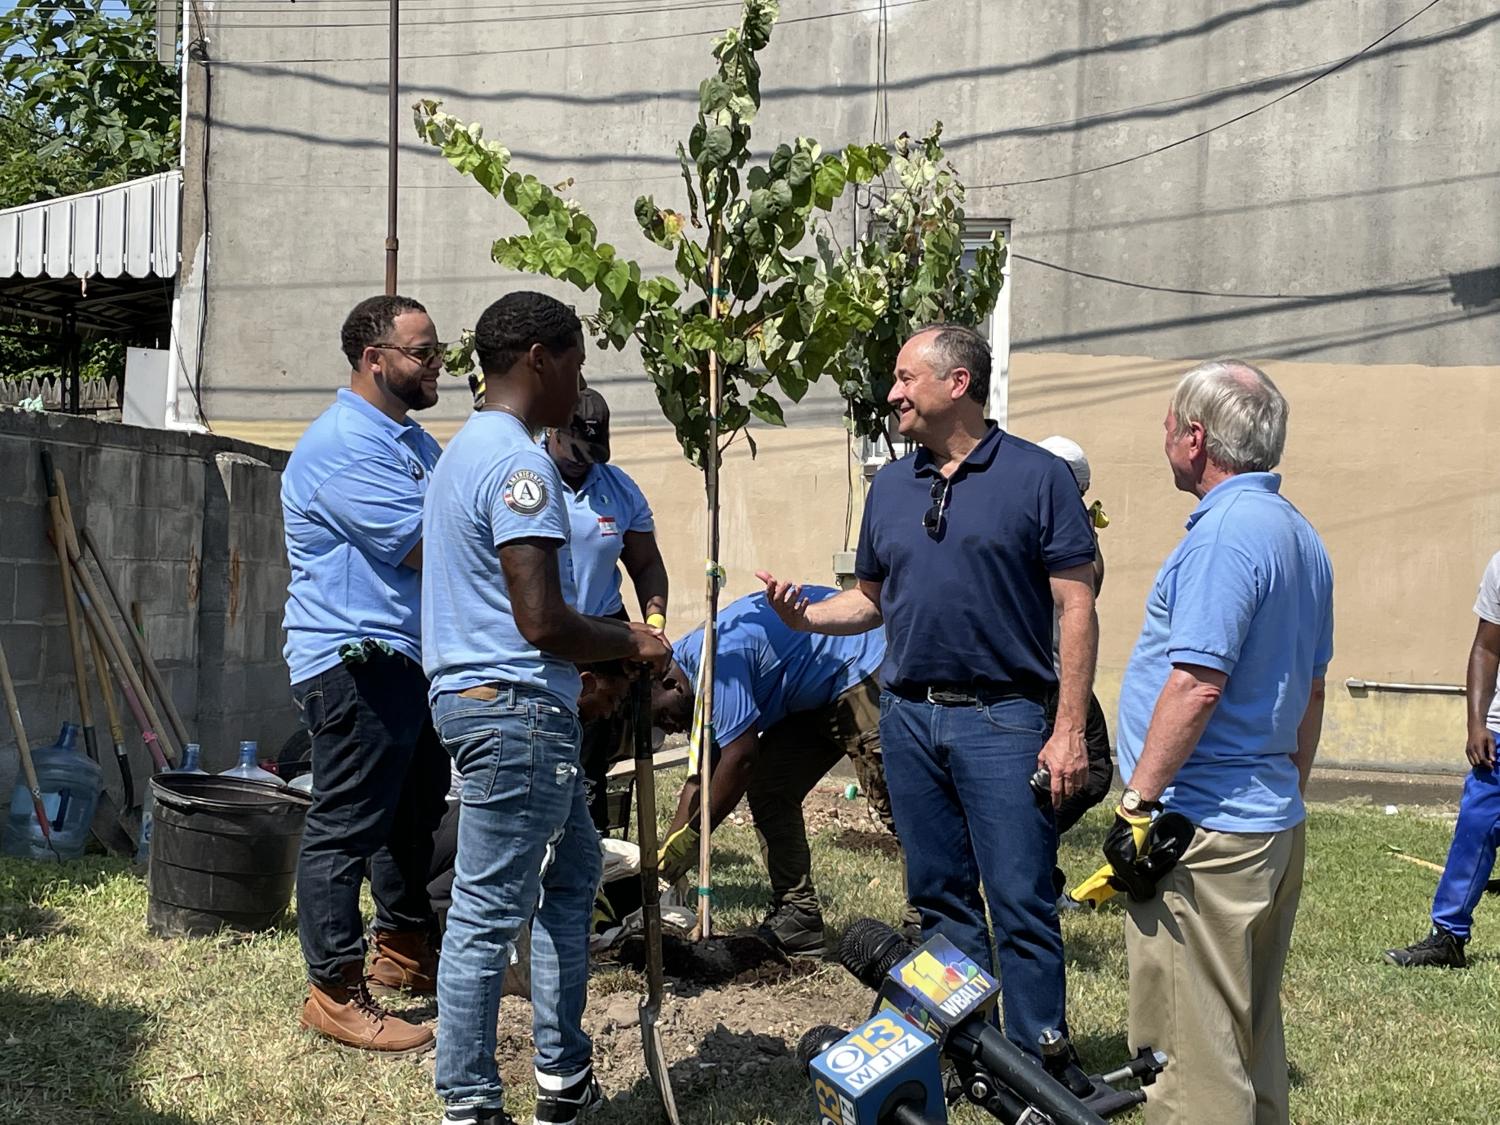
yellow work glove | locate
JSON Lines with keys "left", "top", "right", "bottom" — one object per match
{"left": 1071, "top": 809, "right": 1153, "bottom": 907}
{"left": 657, "top": 824, "right": 701, "bottom": 884}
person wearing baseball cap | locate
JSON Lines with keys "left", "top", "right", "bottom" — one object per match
{"left": 546, "top": 386, "right": 670, "bottom": 830}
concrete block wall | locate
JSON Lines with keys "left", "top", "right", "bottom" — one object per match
{"left": 0, "top": 408, "right": 298, "bottom": 810}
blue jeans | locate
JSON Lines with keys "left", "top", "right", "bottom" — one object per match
{"left": 433, "top": 687, "right": 602, "bottom": 1109}
{"left": 1432, "top": 757, "right": 1500, "bottom": 940}
{"left": 879, "top": 691, "right": 1066, "bottom": 1056}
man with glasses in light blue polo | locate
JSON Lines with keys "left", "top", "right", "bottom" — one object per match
{"left": 282, "top": 294, "right": 451, "bottom": 1053}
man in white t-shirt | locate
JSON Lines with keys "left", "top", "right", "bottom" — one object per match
{"left": 1384, "top": 551, "right": 1500, "bottom": 968}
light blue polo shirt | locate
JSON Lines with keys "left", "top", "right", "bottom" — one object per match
{"left": 673, "top": 588, "right": 885, "bottom": 745}
{"left": 281, "top": 388, "right": 442, "bottom": 684}
{"left": 560, "top": 462, "right": 655, "bottom": 617}
{"left": 1116, "top": 473, "right": 1334, "bottom": 832}
{"left": 421, "top": 411, "right": 582, "bottom": 710}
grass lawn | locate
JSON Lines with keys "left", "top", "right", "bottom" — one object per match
{"left": 2, "top": 775, "right": 1498, "bottom": 1123}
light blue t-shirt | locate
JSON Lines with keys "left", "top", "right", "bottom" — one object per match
{"left": 1116, "top": 474, "right": 1334, "bottom": 833}
{"left": 281, "top": 388, "right": 442, "bottom": 684}
{"left": 673, "top": 588, "right": 885, "bottom": 745}
{"left": 421, "top": 411, "right": 582, "bottom": 710}
{"left": 560, "top": 462, "right": 655, "bottom": 617}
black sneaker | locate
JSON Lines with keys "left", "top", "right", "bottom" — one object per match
{"left": 1384, "top": 927, "right": 1467, "bottom": 968}
{"left": 533, "top": 1069, "right": 602, "bottom": 1125}
{"left": 758, "top": 903, "right": 826, "bottom": 957}
{"left": 441, "top": 1106, "right": 516, "bottom": 1125}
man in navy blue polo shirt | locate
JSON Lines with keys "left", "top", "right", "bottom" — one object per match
{"left": 1113, "top": 360, "right": 1332, "bottom": 1125}
{"left": 759, "top": 324, "right": 1099, "bottom": 1058}
{"left": 282, "top": 294, "right": 451, "bottom": 1053}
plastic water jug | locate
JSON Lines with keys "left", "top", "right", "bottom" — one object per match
{"left": 218, "top": 741, "right": 286, "bottom": 787}
{"left": 136, "top": 742, "right": 208, "bottom": 862}
{"left": 3, "top": 722, "right": 103, "bottom": 861}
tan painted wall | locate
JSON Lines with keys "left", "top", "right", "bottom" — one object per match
{"left": 216, "top": 350, "right": 1500, "bottom": 771}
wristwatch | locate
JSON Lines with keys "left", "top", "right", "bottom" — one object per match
{"left": 1120, "top": 788, "right": 1162, "bottom": 815}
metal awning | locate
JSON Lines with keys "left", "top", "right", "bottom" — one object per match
{"left": 0, "top": 169, "right": 180, "bottom": 281}
{"left": 0, "top": 170, "right": 181, "bottom": 336}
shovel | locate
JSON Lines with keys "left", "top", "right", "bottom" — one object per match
{"left": 631, "top": 678, "right": 681, "bottom": 1125}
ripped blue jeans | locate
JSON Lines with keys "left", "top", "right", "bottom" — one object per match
{"left": 431, "top": 685, "right": 602, "bottom": 1110}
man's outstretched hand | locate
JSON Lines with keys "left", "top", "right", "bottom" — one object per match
{"left": 755, "top": 570, "right": 812, "bottom": 631}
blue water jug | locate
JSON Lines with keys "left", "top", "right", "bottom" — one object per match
{"left": 3, "top": 722, "right": 103, "bottom": 861}
{"left": 218, "top": 741, "right": 286, "bottom": 787}
{"left": 136, "top": 742, "right": 207, "bottom": 862}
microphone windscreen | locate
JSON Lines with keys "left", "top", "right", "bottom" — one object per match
{"left": 796, "top": 1024, "right": 850, "bottom": 1070}
{"left": 837, "top": 917, "right": 917, "bottom": 989}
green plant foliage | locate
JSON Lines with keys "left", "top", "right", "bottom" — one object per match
{"left": 415, "top": 0, "right": 1003, "bottom": 465}
{"left": 0, "top": 1, "right": 180, "bottom": 206}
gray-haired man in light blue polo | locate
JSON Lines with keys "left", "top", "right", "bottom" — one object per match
{"left": 1114, "top": 360, "right": 1334, "bottom": 1125}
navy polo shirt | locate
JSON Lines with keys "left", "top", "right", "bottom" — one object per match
{"left": 855, "top": 424, "right": 1096, "bottom": 697}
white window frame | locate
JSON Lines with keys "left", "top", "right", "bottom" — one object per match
{"left": 962, "top": 219, "right": 1013, "bottom": 428}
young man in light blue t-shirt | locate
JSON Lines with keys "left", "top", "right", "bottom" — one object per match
{"left": 421, "top": 293, "right": 668, "bottom": 1125}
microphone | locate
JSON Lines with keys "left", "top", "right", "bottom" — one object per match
{"left": 838, "top": 920, "right": 1110, "bottom": 1125}
{"left": 798, "top": 1017, "right": 948, "bottom": 1125}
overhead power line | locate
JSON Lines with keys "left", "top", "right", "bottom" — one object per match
{"left": 968, "top": 0, "right": 1449, "bottom": 190}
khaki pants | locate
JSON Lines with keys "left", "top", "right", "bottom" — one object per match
{"left": 746, "top": 676, "right": 918, "bottom": 925}
{"left": 1125, "top": 821, "right": 1306, "bottom": 1125}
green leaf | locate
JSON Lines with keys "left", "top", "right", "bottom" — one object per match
{"left": 749, "top": 392, "right": 786, "bottom": 426}
{"left": 600, "top": 261, "right": 632, "bottom": 301}
{"left": 699, "top": 77, "right": 732, "bottom": 116}
{"left": 697, "top": 125, "right": 732, "bottom": 171}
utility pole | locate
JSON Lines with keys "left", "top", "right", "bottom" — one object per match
{"left": 385, "top": 0, "right": 400, "bottom": 294}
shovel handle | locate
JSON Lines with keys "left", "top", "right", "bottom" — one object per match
{"left": 0, "top": 638, "right": 50, "bottom": 839}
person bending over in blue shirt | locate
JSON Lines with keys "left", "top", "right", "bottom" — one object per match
{"left": 282, "top": 294, "right": 450, "bottom": 1055}
{"left": 1112, "top": 360, "right": 1333, "bottom": 1125}
{"left": 421, "top": 292, "right": 669, "bottom": 1125}
{"left": 1385, "top": 551, "right": 1500, "bottom": 969}
{"left": 651, "top": 588, "right": 920, "bottom": 956}
{"left": 544, "top": 387, "right": 669, "bottom": 830}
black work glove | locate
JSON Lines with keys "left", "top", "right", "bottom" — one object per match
{"left": 1102, "top": 810, "right": 1195, "bottom": 902}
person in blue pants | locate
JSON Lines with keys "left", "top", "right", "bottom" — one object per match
{"left": 1385, "top": 551, "right": 1500, "bottom": 968}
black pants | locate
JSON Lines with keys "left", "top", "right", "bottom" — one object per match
{"left": 1053, "top": 691, "right": 1114, "bottom": 836}
{"left": 291, "top": 649, "right": 449, "bottom": 986}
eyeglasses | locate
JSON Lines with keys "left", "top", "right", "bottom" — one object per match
{"left": 923, "top": 475, "right": 952, "bottom": 537}
{"left": 370, "top": 342, "right": 449, "bottom": 367}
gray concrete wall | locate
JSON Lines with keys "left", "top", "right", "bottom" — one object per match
{"left": 0, "top": 408, "right": 298, "bottom": 810}
{"left": 196, "top": 0, "right": 1499, "bottom": 425}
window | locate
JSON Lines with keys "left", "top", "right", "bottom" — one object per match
{"left": 962, "top": 219, "right": 1012, "bottom": 428}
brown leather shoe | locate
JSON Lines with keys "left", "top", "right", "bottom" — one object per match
{"left": 368, "top": 928, "right": 439, "bottom": 995}
{"left": 299, "top": 963, "right": 434, "bottom": 1053}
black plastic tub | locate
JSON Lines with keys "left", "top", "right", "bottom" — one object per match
{"left": 146, "top": 773, "right": 312, "bottom": 938}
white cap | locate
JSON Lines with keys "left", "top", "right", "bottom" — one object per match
{"left": 1038, "top": 435, "right": 1090, "bottom": 494}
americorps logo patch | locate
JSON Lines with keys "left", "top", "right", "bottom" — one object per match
{"left": 503, "top": 469, "right": 549, "bottom": 515}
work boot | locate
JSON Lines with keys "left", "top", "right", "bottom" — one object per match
{"left": 369, "top": 927, "right": 439, "bottom": 994}
{"left": 1384, "top": 927, "right": 1467, "bottom": 968}
{"left": 300, "top": 962, "right": 435, "bottom": 1053}
{"left": 532, "top": 1067, "right": 603, "bottom": 1125}
{"left": 758, "top": 903, "right": 826, "bottom": 957}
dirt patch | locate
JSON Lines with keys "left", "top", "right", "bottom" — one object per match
{"left": 587, "top": 962, "right": 873, "bottom": 1119}
{"left": 801, "top": 782, "right": 887, "bottom": 838}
